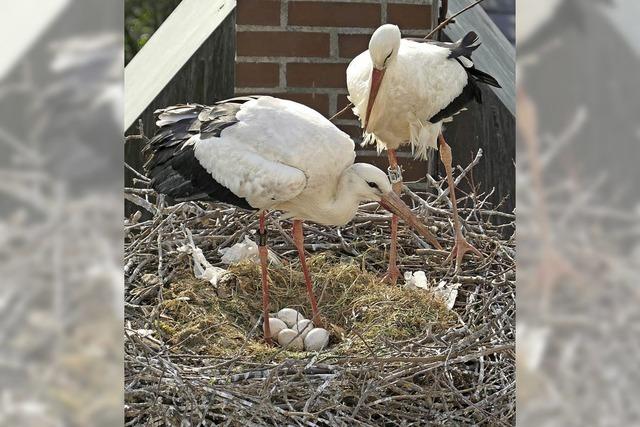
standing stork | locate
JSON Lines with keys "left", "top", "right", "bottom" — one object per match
{"left": 144, "top": 96, "right": 440, "bottom": 343}
{"left": 347, "top": 24, "right": 501, "bottom": 280}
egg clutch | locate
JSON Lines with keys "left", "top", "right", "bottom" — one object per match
{"left": 266, "top": 308, "right": 330, "bottom": 352}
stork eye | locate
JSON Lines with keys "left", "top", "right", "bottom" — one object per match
{"left": 383, "top": 50, "right": 393, "bottom": 65}
{"left": 367, "top": 181, "right": 378, "bottom": 189}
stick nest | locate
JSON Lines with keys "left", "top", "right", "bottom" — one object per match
{"left": 125, "top": 153, "right": 515, "bottom": 426}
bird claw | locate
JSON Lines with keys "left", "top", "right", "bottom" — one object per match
{"left": 310, "top": 313, "right": 325, "bottom": 329}
{"left": 381, "top": 265, "right": 401, "bottom": 285}
{"left": 445, "top": 234, "right": 483, "bottom": 272}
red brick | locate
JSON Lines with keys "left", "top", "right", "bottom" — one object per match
{"left": 236, "top": 62, "right": 280, "bottom": 87}
{"left": 338, "top": 34, "right": 372, "bottom": 58}
{"left": 237, "top": 0, "right": 281, "bottom": 25}
{"left": 287, "top": 63, "right": 349, "bottom": 88}
{"left": 387, "top": 3, "right": 432, "bottom": 30}
{"left": 257, "top": 93, "right": 330, "bottom": 116}
{"left": 288, "top": 2, "right": 380, "bottom": 28}
{"left": 337, "top": 94, "right": 359, "bottom": 121}
{"left": 237, "top": 31, "right": 330, "bottom": 57}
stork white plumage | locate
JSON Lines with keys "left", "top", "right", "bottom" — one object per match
{"left": 347, "top": 24, "right": 501, "bottom": 279}
{"left": 144, "top": 96, "right": 440, "bottom": 343}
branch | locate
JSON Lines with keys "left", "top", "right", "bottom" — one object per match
{"left": 329, "top": 103, "right": 355, "bottom": 122}
{"left": 425, "top": 0, "right": 486, "bottom": 40}
{"left": 434, "top": 148, "right": 483, "bottom": 203}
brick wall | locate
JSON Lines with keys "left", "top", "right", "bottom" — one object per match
{"left": 235, "top": 0, "right": 434, "bottom": 174}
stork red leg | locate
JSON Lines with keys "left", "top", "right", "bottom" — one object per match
{"left": 383, "top": 149, "right": 402, "bottom": 285}
{"left": 258, "top": 211, "right": 273, "bottom": 344}
{"left": 292, "top": 220, "right": 321, "bottom": 326}
{"left": 438, "top": 134, "right": 483, "bottom": 271}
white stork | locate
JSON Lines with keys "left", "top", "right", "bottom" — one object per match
{"left": 144, "top": 96, "right": 440, "bottom": 343}
{"left": 347, "top": 24, "right": 501, "bottom": 279}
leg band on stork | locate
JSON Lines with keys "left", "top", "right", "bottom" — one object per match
{"left": 257, "top": 228, "right": 268, "bottom": 247}
{"left": 387, "top": 164, "right": 403, "bottom": 185}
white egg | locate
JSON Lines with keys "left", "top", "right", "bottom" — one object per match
{"left": 265, "top": 317, "right": 287, "bottom": 339}
{"left": 277, "top": 328, "right": 304, "bottom": 351}
{"left": 277, "top": 308, "right": 305, "bottom": 327}
{"left": 304, "top": 328, "right": 330, "bottom": 351}
{"left": 294, "top": 319, "right": 314, "bottom": 339}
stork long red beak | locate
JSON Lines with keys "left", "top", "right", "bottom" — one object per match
{"left": 364, "top": 68, "right": 385, "bottom": 131}
{"left": 379, "top": 191, "right": 442, "bottom": 250}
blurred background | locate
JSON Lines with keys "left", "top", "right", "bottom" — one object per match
{"left": 517, "top": 0, "right": 640, "bottom": 424}
{"left": 0, "top": 0, "right": 123, "bottom": 426}
{"left": 1, "top": 0, "right": 639, "bottom": 425}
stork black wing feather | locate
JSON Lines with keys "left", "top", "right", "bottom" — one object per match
{"left": 406, "top": 32, "right": 501, "bottom": 122}
{"left": 143, "top": 98, "right": 260, "bottom": 210}
{"left": 429, "top": 79, "right": 482, "bottom": 124}
{"left": 465, "top": 65, "right": 501, "bottom": 88}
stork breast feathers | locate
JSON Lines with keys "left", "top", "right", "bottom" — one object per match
{"left": 346, "top": 40, "right": 469, "bottom": 158}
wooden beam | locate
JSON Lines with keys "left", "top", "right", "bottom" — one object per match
{"left": 444, "top": 0, "right": 515, "bottom": 115}
{"left": 431, "top": 0, "right": 441, "bottom": 34}
{"left": 124, "top": 0, "right": 236, "bottom": 130}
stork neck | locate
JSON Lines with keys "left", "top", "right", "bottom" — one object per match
{"left": 322, "top": 168, "right": 363, "bottom": 226}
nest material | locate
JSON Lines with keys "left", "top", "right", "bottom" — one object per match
{"left": 154, "top": 254, "right": 455, "bottom": 360}
{"left": 125, "top": 154, "right": 515, "bottom": 426}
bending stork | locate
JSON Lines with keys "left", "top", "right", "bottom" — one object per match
{"left": 347, "top": 24, "right": 501, "bottom": 279}
{"left": 144, "top": 96, "right": 440, "bottom": 343}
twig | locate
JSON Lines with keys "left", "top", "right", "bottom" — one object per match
{"left": 424, "top": 0, "right": 486, "bottom": 40}
{"left": 329, "top": 102, "right": 355, "bottom": 122}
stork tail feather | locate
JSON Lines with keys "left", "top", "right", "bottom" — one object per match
{"left": 467, "top": 66, "right": 501, "bottom": 88}
{"left": 144, "top": 99, "right": 258, "bottom": 209}
{"left": 448, "top": 31, "right": 481, "bottom": 59}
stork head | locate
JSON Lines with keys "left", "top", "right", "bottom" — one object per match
{"left": 364, "top": 24, "right": 401, "bottom": 131}
{"left": 350, "top": 163, "right": 393, "bottom": 201}
{"left": 348, "top": 163, "right": 441, "bottom": 249}
{"left": 369, "top": 24, "right": 401, "bottom": 69}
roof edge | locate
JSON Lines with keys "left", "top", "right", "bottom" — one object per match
{"left": 124, "top": 0, "right": 236, "bottom": 130}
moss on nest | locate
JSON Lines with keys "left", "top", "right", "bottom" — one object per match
{"left": 156, "top": 253, "right": 455, "bottom": 361}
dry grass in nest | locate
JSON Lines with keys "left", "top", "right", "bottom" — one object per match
{"left": 156, "top": 253, "right": 456, "bottom": 362}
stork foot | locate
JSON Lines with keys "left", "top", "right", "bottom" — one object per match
{"left": 381, "top": 265, "right": 401, "bottom": 286}
{"left": 311, "top": 314, "right": 325, "bottom": 329}
{"left": 445, "top": 234, "right": 483, "bottom": 272}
